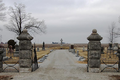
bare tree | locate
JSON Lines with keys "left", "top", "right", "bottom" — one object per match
{"left": 0, "top": 0, "right": 6, "bottom": 31}
{"left": 116, "top": 16, "right": 120, "bottom": 35}
{"left": 108, "top": 22, "right": 118, "bottom": 44}
{"left": 110, "top": 16, "right": 120, "bottom": 37}
{"left": 5, "top": 3, "right": 46, "bottom": 35}
{"left": 0, "top": 0, "right": 6, "bottom": 21}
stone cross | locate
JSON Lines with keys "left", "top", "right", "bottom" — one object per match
{"left": 60, "top": 38, "right": 63, "bottom": 46}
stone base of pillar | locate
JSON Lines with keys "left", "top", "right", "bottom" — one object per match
{"left": 89, "top": 68, "right": 101, "bottom": 73}
{"left": 19, "top": 68, "right": 32, "bottom": 73}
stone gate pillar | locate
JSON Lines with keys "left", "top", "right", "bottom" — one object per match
{"left": 17, "top": 29, "right": 33, "bottom": 72}
{"left": 87, "top": 29, "right": 102, "bottom": 73}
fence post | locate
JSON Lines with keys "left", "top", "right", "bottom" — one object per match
{"left": 0, "top": 44, "right": 4, "bottom": 72}
{"left": 87, "top": 29, "right": 102, "bottom": 73}
{"left": 17, "top": 29, "right": 33, "bottom": 72}
{"left": 117, "top": 46, "right": 120, "bottom": 71}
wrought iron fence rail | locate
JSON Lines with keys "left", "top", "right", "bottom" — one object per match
{"left": 3, "top": 60, "right": 19, "bottom": 72}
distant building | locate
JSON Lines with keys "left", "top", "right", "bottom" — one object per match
{"left": 62, "top": 42, "right": 65, "bottom": 44}
{"left": 52, "top": 42, "right": 65, "bottom": 44}
{"left": 52, "top": 42, "right": 59, "bottom": 44}
{"left": 1, "top": 42, "right": 4, "bottom": 44}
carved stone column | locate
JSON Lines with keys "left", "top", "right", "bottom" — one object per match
{"left": 17, "top": 29, "right": 33, "bottom": 72}
{"left": 87, "top": 29, "right": 103, "bottom": 73}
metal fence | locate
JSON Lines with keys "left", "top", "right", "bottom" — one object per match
{"left": 32, "top": 43, "right": 38, "bottom": 71}
{"left": 3, "top": 48, "right": 19, "bottom": 72}
{"left": 101, "top": 47, "right": 119, "bottom": 72}
{"left": 2, "top": 44, "right": 39, "bottom": 72}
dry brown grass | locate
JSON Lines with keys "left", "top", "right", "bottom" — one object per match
{"left": 75, "top": 47, "right": 87, "bottom": 64}
{"left": 35, "top": 48, "right": 51, "bottom": 60}
{"left": 75, "top": 47, "right": 118, "bottom": 64}
{"left": 50, "top": 47, "right": 69, "bottom": 49}
{"left": 4, "top": 47, "right": 119, "bottom": 64}
{"left": 4, "top": 48, "right": 51, "bottom": 64}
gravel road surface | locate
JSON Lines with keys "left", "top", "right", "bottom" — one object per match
{"left": 0, "top": 50, "right": 119, "bottom": 80}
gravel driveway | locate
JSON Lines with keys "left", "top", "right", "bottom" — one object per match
{"left": 0, "top": 50, "right": 119, "bottom": 80}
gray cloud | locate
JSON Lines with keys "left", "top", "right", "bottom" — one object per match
{"left": 1, "top": 0, "right": 120, "bottom": 44}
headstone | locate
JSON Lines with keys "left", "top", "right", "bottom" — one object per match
{"left": 38, "top": 55, "right": 48, "bottom": 63}
{"left": 50, "top": 49, "right": 53, "bottom": 52}
{"left": 2, "top": 48, "right": 9, "bottom": 61}
{"left": 107, "top": 43, "right": 113, "bottom": 54}
{"left": 2, "top": 48, "right": 6, "bottom": 57}
{"left": 113, "top": 43, "right": 118, "bottom": 51}
{"left": 76, "top": 51, "right": 79, "bottom": 57}
{"left": 78, "top": 56, "right": 85, "bottom": 61}
{"left": 17, "top": 29, "right": 33, "bottom": 73}
{"left": 101, "top": 47, "right": 104, "bottom": 54}
{"left": 69, "top": 45, "right": 75, "bottom": 54}
{"left": 8, "top": 39, "right": 16, "bottom": 50}
{"left": 69, "top": 46, "right": 71, "bottom": 52}
{"left": 87, "top": 29, "right": 102, "bottom": 73}
{"left": 83, "top": 46, "right": 85, "bottom": 52}
{"left": 42, "top": 42, "right": 45, "bottom": 50}
{"left": 72, "top": 49, "right": 76, "bottom": 54}
{"left": 37, "top": 47, "right": 40, "bottom": 52}
{"left": 108, "top": 43, "right": 112, "bottom": 50}
{"left": 70, "top": 45, "right": 73, "bottom": 51}
{"left": 71, "top": 45, "right": 74, "bottom": 49}
{"left": 14, "top": 45, "right": 19, "bottom": 57}
{"left": 15, "top": 45, "right": 19, "bottom": 51}
{"left": 8, "top": 45, "right": 14, "bottom": 58}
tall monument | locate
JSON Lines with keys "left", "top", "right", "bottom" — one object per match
{"left": 60, "top": 38, "right": 63, "bottom": 49}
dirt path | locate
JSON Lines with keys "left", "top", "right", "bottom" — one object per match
{"left": 0, "top": 50, "right": 119, "bottom": 80}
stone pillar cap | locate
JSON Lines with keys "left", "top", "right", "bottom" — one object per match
{"left": 23, "top": 29, "right": 27, "bottom": 33}
{"left": 92, "top": 29, "right": 97, "bottom": 33}
{"left": 17, "top": 29, "right": 33, "bottom": 40}
{"left": 87, "top": 29, "right": 103, "bottom": 41}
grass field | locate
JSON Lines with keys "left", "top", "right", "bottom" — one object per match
{"left": 75, "top": 47, "right": 118, "bottom": 64}
{"left": 3, "top": 46, "right": 119, "bottom": 64}
{"left": 4, "top": 48, "right": 51, "bottom": 64}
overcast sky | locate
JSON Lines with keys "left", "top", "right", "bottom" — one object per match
{"left": 0, "top": 0, "right": 120, "bottom": 44}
